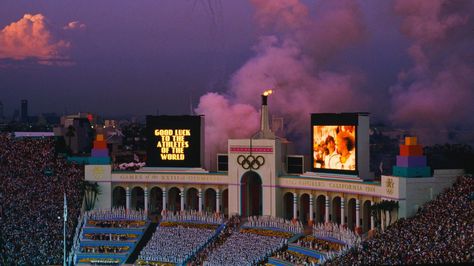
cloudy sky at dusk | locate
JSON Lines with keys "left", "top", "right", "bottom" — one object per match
{"left": 1, "top": 0, "right": 474, "bottom": 148}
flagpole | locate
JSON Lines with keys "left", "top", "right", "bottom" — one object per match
{"left": 64, "top": 193, "right": 67, "bottom": 266}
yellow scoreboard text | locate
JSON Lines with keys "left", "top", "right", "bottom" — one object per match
{"left": 154, "top": 129, "right": 191, "bottom": 160}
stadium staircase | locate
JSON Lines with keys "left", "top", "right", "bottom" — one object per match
{"left": 125, "top": 222, "right": 158, "bottom": 264}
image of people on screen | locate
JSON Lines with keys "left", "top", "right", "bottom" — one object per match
{"left": 313, "top": 125, "right": 356, "bottom": 171}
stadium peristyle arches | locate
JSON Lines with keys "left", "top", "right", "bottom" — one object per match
{"left": 363, "top": 200, "right": 372, "bottom": 232}
{"left": 204, "top": 188, "right": 217, "bottom": 212}
{"left": 240, "top": 171, "right": 262, "bottom": 217}
{"left": 347, "top": 198, "right": 357, "bottom": 230}
{"left": 131, "top": 186, "right": 144, "bottom": 210}
{"left": 283, "top": 192, "right": 294, "bottom": 220}
{"left": 186, "top": 187, "right": 199, "bottom": 211}
{"left": 299, "top": 193, "right": 310, "bottom": 224}
{"left": 332, "top": 196, "right": 342, "bottom": 224}
{"left": 149, "top": 187, "right": 163, "bottom": 214}
{"left": 168, "top": 187, "right": 181, "bottom": 212}
{"left": 222, "top": 189, "right": 228, "bottom": 216}
{"left": 316, "top": 195, "right": 326, "bottom": 223}
{"left": 112, "top": 186, "right": 126, "bottom": 208}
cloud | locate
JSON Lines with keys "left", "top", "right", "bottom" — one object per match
{"left": 63, "top": 21, "right": 86, "bottom": 30}
{"left": 390, "top": 0, "right": 474, "bottom": 143}
{"left": 0, "top": 13, "right": 71, "bottom": 65}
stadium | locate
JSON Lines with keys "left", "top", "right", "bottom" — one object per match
{"left": 2, "top": 92, "right": 472, "bottom": 266}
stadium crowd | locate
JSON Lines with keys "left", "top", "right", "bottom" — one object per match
{"left": 138, "top": 225, "right": 216, "bottom": 264}
{"left": 0, "top": 134, "right": 84, "bottom": 265}
{"left": 189, "top": 215, "right": 241, "bottom": 265}
{"left": 326, "top": 175, "right": 474, "bottom": 265}
{"left": 204, "top": 228, "right": 287, "bottom": 265}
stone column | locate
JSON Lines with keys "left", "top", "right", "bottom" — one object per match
{"left": 144, "top": 187, "right": 149, "bottom": 213}
{"left": 292, "top": 192, "right": 298, "bottom": 221}
{"left": 325, "top": 195, "right": 330, "bottom": 223}
{"left": 309, "top": 194, "right": 314, "bottom": 225}
{"left": 180, "top": 187, "right": 185, "bottom": 211}
{"left": 340, "top": 197, "right": 345, "bottom": 226}
{"left": 216, "top": 189, "right": 221, "bottom": 213}
{"left": 125, "top": 187, "right": 131, "bottom": 211}
{"left": 198, "top": 188, "right": 203, "bottom": 212}
{"left": 370, "top": 201, "right": 375, "bottom": 230}
{"left": 355, "top": 199, "right": 361, "bottom": 229}
{"left": 162, "top": 187, "right": 167, "bottom": 212}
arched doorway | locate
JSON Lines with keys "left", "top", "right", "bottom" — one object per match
{"left": 204, "top": 188, "right": 216, "bottom": 212}
{"left": 222, "top": 189, "right": 229, "bottom": 216}
{"left": 131, "top": 187, "right": 144, "bottom": 210}
{"left": 347, "top": 198, "right": 357, "bottom": 230}
{"left": 149, "top": 187, "right": 163, "bottom": 214}
{"left": 316, "top": 195, "right": 326, "bottom": 223}
{"left": 186, "top": 188, "right": 199, "bottom": 211}
{"left": 363, "top": 200, "right": 372, "bottom": 232}
{"left": 240, "top": 171, "right": 262, "bottom": 217}
{"left": 112, "top": 186, "right": 126, "bottom": 208}
{"left": 283, "top": 192, "right": 294, "bottom": 220}
{"left": 299, "top": 194, "right": 310, "bottom": 224}
{"left": 332, "top": 197, "right": 341, "bottom": 224}
{"left": 168, "top": 187, "right": 181, "bottom": 212}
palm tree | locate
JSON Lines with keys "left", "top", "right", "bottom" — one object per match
{"left": 83, "top": 181, "right": 101, "bottom": 211}
{"left": 65, "top": 125, "right": 75, "bottom": 154}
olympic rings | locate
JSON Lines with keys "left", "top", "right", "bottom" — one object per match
{"left": 237, "top": 155, "right": 265, "bottom": 170}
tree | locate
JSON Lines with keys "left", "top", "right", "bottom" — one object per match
{"left": 83, "top": 181, "right": 101, "bottom": 211}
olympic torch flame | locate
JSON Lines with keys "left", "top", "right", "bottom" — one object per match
{"left": 262, "top": 89, "right": 273, "bottom": 96}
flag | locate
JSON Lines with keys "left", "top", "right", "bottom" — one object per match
{"left": 63, "top": 193, "right": 68, "bottom": 221}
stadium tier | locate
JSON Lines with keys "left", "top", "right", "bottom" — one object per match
{"left": 73, "top": 209, "right": 150, "bottom": 265}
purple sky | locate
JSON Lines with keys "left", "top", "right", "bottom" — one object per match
{"left": 1, "top": 0, "right": 473, "bottom": 146}
{"left": 0, "top": 0, "right": 405, "bottom": 116}
{"left": 0, "top": 1, "right": 257, "bottom": 116}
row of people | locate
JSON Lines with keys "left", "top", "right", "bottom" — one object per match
{"left": 296, "top": 236, "right": 345, "bottom": 253}
{"left": 83, "top": 233, "right": 138, "bottom": 241}
{"left": 80, "top": 245, "right": 129, "bottom": 254}
{"left": 272, "top": 249, "right": 319, "bottom": 266}
{"left": 312, "top": 222, "right": 360, "bottom": 247}
{"left": 86, "top": 207, "right": 147, "bottom": 221}
{"left": 88, "top": 219, "right": 146, "bottom": 228}
{"left": 245, "top": 215, "right": 303, "bottom": 234}
{"left": 161, "top": 210, "right": 225, "bottom": 224}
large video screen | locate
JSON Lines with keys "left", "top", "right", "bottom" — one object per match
{"left": 311, "top": 114, "right": 358, "bottom": 174}
{"left": 146, "top": 115, "right": 202, "bottom": 167}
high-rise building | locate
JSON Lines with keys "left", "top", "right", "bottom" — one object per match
{"left": 21, "top": 99, "right": 28, "bottom": 123}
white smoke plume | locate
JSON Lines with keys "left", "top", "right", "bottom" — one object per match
{"left": 196, "top": 0, "right": 368, "bottom": 168}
